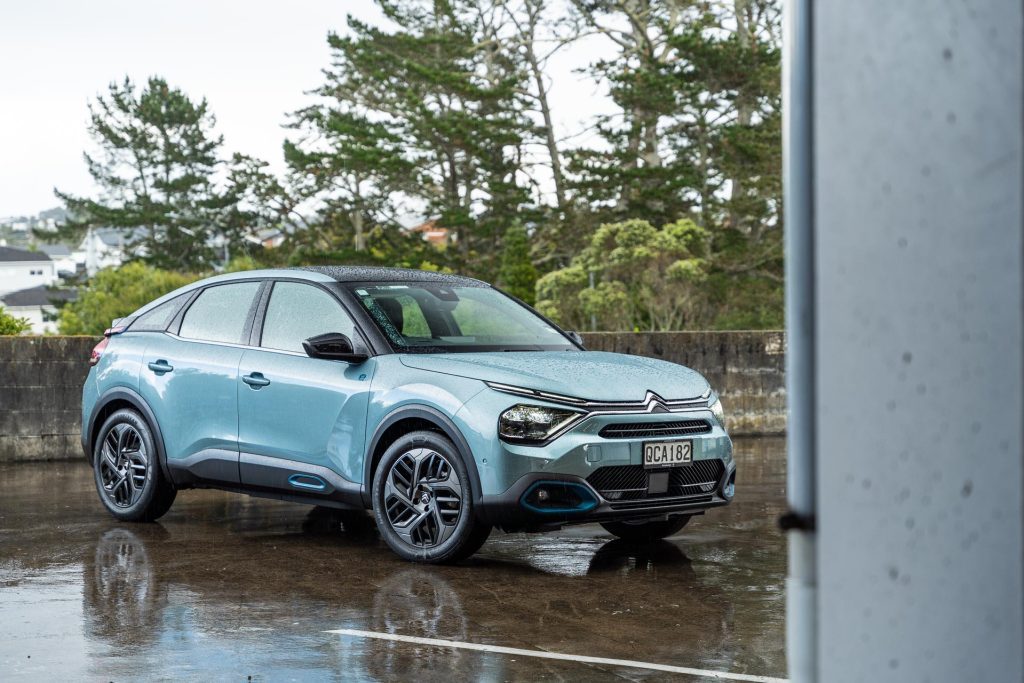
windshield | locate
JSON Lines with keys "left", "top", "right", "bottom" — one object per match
{"left": 348, "top": 283, "right": 578, "bottom": 353}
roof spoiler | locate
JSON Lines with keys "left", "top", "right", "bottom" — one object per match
{"left": 104, "top": 318, "right": 128, "bottom": 337}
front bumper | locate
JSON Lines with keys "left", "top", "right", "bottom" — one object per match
{"left": 457, "top": 386, "right": 736, "bottom": 530}
{"left": 477, "top": 460, "right": 736, "bottom": 531}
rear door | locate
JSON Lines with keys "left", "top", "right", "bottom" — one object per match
{"left": 138, "top": 280, "right": 263, "bottom": 486}
{"left": 237, "top": 280, "right": 374, "bottom": 487}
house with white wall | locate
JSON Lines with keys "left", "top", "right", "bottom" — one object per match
{"left": 0, "top": 246, "right": 56, "bottom": 297}
{"left": 37, "top": 243, "right": 77, "bottom": 278}
{"left": 0, "top": 285, "right": 75, "bottom": 334}
{"left": 72, "top": 228, "right": 130, "bottom": 276}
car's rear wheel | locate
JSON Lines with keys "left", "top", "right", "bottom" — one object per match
{"left": 93, "top": 408, "right": 176, "bottom": 522}
{"left": 600, "top": 515, "right": 691, "bottom": 542}
{"left": 372, "top": 430, "right": 490, "bottom": 563}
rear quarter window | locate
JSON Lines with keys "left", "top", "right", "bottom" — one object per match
{"left": 130, "top": 293, "right": 190, "bottom": 332}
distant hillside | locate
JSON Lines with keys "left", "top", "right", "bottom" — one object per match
{"left": 37, "top": 206, "right": 69, "bottom": 223}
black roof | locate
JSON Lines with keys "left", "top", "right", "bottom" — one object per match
{"left": 298, "top": 266, "right": 485, "bottom": 286}
{"left": 0, "top": 285, "right": 76, "bottom": 307}
{"left": 0, "top": 246, "right": 51, "bottom": 262}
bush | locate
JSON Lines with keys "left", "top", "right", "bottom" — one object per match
{"left": 0, "top": 307, "right": 31, "bottom": 335}
{"left": 536, "top": 218, "right": 711, "bottom": 331}
{"left": 58, "top": 262, "right": 198, "bottom": 335}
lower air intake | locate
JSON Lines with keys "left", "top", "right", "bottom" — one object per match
{"left": 586, "top": 459, "right": 726, "bottom": 501}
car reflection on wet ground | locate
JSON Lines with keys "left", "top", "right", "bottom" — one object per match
{"left": 0, "top": 438, "right": 786, "bottom": 681}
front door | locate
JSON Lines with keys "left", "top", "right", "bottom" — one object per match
{"left": 237, "top": 281, "right": 374, "bottom": 493}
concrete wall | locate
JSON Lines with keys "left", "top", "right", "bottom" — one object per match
{"left": 0, "top": 331, "right": 786, "bottom": 462}
{"left": 0, "top": 336, "right": 92, "bottom": 462}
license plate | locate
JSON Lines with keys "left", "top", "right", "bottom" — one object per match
{"left": 643, "top": 440, "right": 693, "bottom": 468}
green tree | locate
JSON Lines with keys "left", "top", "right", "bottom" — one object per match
{"left": 536, "top": 264, "right": 589, "bottom": 330}
{"left": 497, "top": 225, "right": 538, "bottom": 303}
{"left": 566, "top": 0, "right": 699, "bottom": 229}
{"left": 283, "top": 108, "right": 411, "bottom": 254}
{"left": 0, "top": 308, "right": 31, "bottom": 335}
{"left": 57, "top": 262, "right": 197, "bottom": 335}
{"left": 536, "top": 218, "right": 710, "bottom": 331}
{"left": 296, "top": 0, "right": 535, "bottom": 278}
{"left": 563, "top": 0, "right": 782, "bottom": 327}
{"left": 666, "top": 0, "right": 782, "bottom": 327}
{"left": 53, "top": 77, "right": 236, "bottom": 271}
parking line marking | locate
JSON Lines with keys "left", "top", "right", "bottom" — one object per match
{"left": 325, "top": 628, "right": 789, "bottom": 682}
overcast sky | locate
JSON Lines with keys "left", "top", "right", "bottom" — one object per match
{"left": 0, "top": 0, "right": 611, "bottom": 218}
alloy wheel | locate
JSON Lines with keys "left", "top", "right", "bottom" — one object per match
{"left": 383, "top": 448, "right": 463, "bottom": 548}
{"left": 98, "top": 423, "right": 149, "bottom": 508}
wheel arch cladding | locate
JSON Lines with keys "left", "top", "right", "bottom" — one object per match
{"left": 362, "top": 405, "right": 482, "bottom": 508}
{"left": 87, "top": 387, "right": 173, "bottom": 485}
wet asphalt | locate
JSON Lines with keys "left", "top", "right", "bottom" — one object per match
{"left": 0, "top": 438, "right": 786, "bottom": 682}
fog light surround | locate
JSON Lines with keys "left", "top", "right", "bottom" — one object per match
{"left": 521, "top": 481, "right": 598, "bottom": 514}
{"left": 723, "top": 470, "right": 736, "bottom": 499}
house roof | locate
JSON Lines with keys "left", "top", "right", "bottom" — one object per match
{"left": 93, "top": 227, "right": 146, "bottom": 247}
{"left": 36, "top": 243, "right": 72, "bottom": 257}
{"left": 0, "top": 285, "right": 76, "bottom": 307}
{"left": 0, "top": 246, "right": 51, "bottom": 263}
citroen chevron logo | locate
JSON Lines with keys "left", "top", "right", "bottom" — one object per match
{"left": 644, "top": 391, "right": 670, "bottom": 413}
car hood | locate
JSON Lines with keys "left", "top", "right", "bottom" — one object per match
{"left": 398, "top": 351, "right": 709, "bottom": 402}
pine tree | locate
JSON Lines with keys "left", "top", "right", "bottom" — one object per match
{"left": 566, "top": 0, "right": 699, "bottom": 229}
{"left": 497, "top": 225, "right": 538, "bottom": 303}
{"left": 53, "top": 77, "right": 233, "bottom": 271}
{"left": 565, "top": 0, "right": 782, "bottom": 328}
{"left": 294, "top": 0, "right": 534, "bottom": 278}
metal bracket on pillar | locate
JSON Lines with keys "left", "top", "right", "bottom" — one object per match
{"left": 778, "top": 510, "right": 816, "bottom": 533}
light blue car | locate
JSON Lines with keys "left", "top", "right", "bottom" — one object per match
{"left": 82, "top": 267, "right": 734, "bottom": 562}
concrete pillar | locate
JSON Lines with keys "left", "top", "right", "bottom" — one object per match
{"left": 787, "top": 0, "right": 1024, "bottom": 680}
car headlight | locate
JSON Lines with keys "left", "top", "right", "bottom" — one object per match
{"left": 498, "top": 404, "right": 581, "bottom": 444}
{"left": 709, "top": 396, "right": 726, "bottom": 429}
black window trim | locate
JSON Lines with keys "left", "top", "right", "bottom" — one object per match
{"left": 171, "top": 279, "right": 267, "bottom": 345}
{"left": 124, "top": 291, "right": 191, "bottom": 333}
{"left": 249, "top": 277, "right": 376, "bottom": 357}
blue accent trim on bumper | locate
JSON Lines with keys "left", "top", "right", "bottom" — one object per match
{"left": 520, "top": 480, "right": 599, "bottom": 514}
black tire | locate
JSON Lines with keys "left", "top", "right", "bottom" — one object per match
{"left": 372, "top": 430, "right": 490, "bottom": 563}
{"left": 600, "top": 515, "right": 691, "bottom": 542}
{"left": 93, "top": 408, "right": 176, "bottom": 522}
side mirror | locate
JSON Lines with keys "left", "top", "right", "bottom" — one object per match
{"left": 566, "top": 330, "right": 585, "bottom": 348}
{"left": 302, "top": 332, "right": 369, "bottom": 364}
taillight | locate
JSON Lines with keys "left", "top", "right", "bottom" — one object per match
{"left": 89, "top": 338, "right": 109, "bottom": 366}
{"left": 90, "top": 326, "right": 125, "bottom": 367}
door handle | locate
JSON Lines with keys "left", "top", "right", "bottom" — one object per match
{"left": 147, "top": 360, "right": 174, "bottom": 374}
{"left": 242, "top": 372, "right": 271, "bottom": 388}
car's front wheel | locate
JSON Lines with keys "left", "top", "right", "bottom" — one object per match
{"left": 372, "top": 430, "right": 490, "bottom": 563}
{"left": 600, "top": 515, "right": 691, "bottom": 542}
{"left": 93, "top": 408, "right": 176, "bottom": 522}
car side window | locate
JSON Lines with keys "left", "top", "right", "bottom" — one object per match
{"left": 130, "top": 293, "right": 189, "bottom": 332}
{"left": 178, "top": 282, "right": 261, "bottom": 344}
{"left": 260, "top": 282, "right": 357, "bottom": 353}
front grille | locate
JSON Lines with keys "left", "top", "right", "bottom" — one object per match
{"left": 586, "top": 459, "right": 725, "bottom": 501}
{"left": 598, "top": 419, "right": 711, "bottom": 439}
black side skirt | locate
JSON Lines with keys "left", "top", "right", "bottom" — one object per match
{"left": 168, "top": 450, "right": 364, "bottom": 511}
